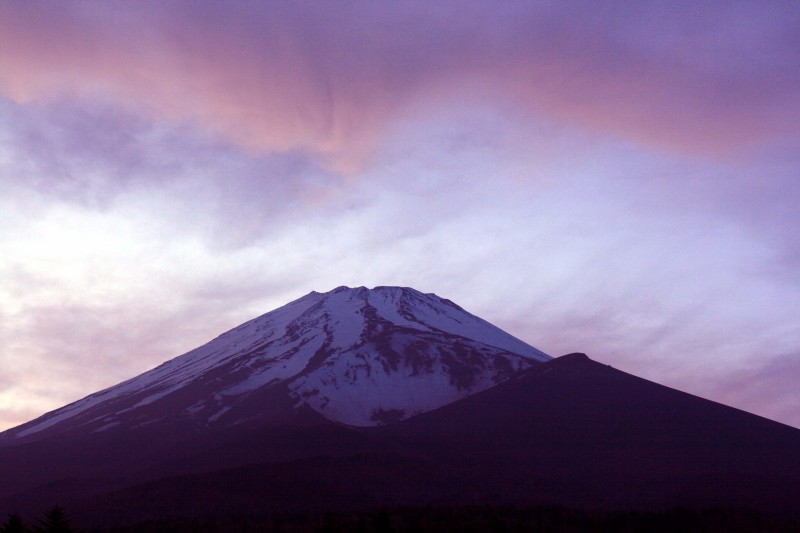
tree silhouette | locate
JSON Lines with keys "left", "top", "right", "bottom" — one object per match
{"left": 32, "top": 506, "right": 74, "bottom": 533}
{"left": 0, "top": 512, "right": 27, "bottom": 533}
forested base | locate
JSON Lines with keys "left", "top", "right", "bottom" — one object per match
{"left": 76, "top": 505, "right": 797, "bottom": 533}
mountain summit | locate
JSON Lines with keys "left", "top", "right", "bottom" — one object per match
{"left": 6, "top": 286, "right": 548, "bottom": 439}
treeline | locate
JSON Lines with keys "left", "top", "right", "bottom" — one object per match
{"left": 82, "top": 505, "right": 798, "bottom": 532}
{"left": 1, "top": 506, "right": 76, "bottom": 533}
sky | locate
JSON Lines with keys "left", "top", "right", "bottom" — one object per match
{"left": 1, "top": 0, "right": 799, "bottom": 431}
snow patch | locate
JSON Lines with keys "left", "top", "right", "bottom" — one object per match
{"left": 91, "top": 421, "right": 121, "bottom": 433}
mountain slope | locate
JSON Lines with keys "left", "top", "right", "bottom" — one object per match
{"left": 47, "top": 353, "right": 800, "bottom": 529}
{"left": 386, "top": 353, "right": 800, "bottom": 513}
{"left": 3, "top": 286, "right": 548, "bottom": 438}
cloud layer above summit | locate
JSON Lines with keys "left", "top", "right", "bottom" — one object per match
{"left": 1, "top": 1, "right": 799, "bottom": 429}
{"left": 3, "top": 2, "right": 798, "bottom": 162}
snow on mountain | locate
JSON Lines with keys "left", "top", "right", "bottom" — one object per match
{"left": 5, "top": 286, "right": 549, "bottom": 438}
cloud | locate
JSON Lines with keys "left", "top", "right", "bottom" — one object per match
{"left": 0, "top": 95, "right": 345, "bottom": 249}
{"left": 710, "top": 352, "right": 800, "bottom": 429}
{"left": 0, "top": 96, "right": 169, "bottom": 205}
{"left": 0, "top": 1, "right": 797, "bottom": 170}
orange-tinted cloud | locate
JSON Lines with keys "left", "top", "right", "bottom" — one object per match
{"left": 1, "top": 1, "right": 797, "bottom": 170}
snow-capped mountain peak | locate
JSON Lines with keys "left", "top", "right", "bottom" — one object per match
{"left": 6, "top": 286, "right": 549, "bottom": 438}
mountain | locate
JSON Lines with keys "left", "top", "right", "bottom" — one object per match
{"left": 387, "top": 353, "right": 800, "bottom": 514}
{"left": 1, "top": 286, "right": 799, "bottom": 531}
{"left": 4, "top": 286, "right": 548, "bottom": 440}
{"left": 64, "top": 354, "right": 800, "bottom": 529}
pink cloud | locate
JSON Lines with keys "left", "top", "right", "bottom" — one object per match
{"left": 710, "top": 352, "right": 800, "bottom": 429}
{"left": 0, "top": 2, "right": 797, "bottom": 169}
